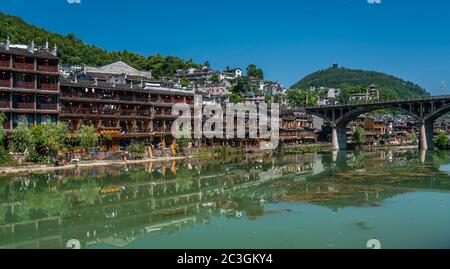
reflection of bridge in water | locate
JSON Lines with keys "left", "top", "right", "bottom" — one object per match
{"left": 0, "top": 150, "right": 448, "bottom": 249}
{"left": 283, "top": 95, "right": 450, "bottom": 150}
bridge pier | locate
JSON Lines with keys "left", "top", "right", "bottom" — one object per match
{"left": 331, "top": 124, "right": 347, "bottom": 151}
{"left": 419, "top": 120, "right": 434, "bottom": 151}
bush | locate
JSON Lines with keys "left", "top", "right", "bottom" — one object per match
{"left": 0, "top": 147, "right": 12, "bottom": 165}
{"left": 129, "top": 141, "right": 146, "bottom": 154}
{"left": 433, "top": 132, "right": 449, "bottom": 150}
{"left": 353, "top": 127, "right": 366, "bottom": 147}
{"left": 9, "top": 118, "right": 34, "bottom": 154}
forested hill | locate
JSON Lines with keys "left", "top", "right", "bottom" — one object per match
{"left": 291, "top": 67, "right": 429, "bottom": 98}
{"left": 0, "top": 12, "right": 202, "bottom": 79}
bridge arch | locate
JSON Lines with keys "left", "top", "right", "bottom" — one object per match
{"left": 425, "top": 102, "right": 450, "bottom": 122}
{"left": 334, "top": 105, "right": 421, "bottom": 127}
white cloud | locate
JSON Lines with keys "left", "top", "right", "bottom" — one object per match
{"left": 67, "top": 0, "right": 81, "bottom": 4}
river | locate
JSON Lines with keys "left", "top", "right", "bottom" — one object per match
{"left": 0, "top": 149, "right": 449, "bottom": 249}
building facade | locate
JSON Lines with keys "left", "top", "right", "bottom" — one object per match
{"left": 0, "top": 40, "right": 60, "bottom": 130}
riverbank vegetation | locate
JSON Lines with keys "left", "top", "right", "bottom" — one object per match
{"left": 0, "top": 113, "right": 102, "bottom": 166}
{"left": 281, "top": 144, "right": 333, "bottom": 154}
{"left": 433, "top": 132, "right": 449, "bottom": 150}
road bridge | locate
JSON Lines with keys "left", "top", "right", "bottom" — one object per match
{"left": 283, "top": 95, "right": 450, "bottom": 150}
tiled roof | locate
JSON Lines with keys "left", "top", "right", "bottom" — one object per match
{"left": 83, "top": 61, "right": 152, "bottom": 79}
{"left": 0, "top": 46, "right": 59, "bottom": 60}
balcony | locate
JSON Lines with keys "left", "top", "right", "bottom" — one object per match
{"left": 150, "top": 97, "right": 160, "bottom": 102}
{"left": 0, "top": 101, "right": 10, "bottom": 109}
{"left": 121, "top": 109, "right": 137, "bottom": 116}
{"left": 119, "top": 96, "right": 134, "bottom": 102}
{"left": 0, "top": 61, "right": 10, "bottom": 68}
{"left": 99, "top": 110, "right": 119, "bottom": 115}
{"left": 15, "top": 81, "right": 35, "bottom": 89}
{"left": 14, "top": 63, "right": 35, "bottom": 71}
{"left": 38, "top": 83, "right": 58, "bottom": 91}
{"left": 137, "top": 110, "right": 151, "bottom": 117}
{"left": 14, "top": 103, "right": 35, "bottom": 110}
{"left": 0, "top": 80, "right": 10, "bottom": 88}
{"left": 38, "top": 104, "right": 58, "bottom": 110}
{"left": 37, "top": 65, "right": 58, "bottom": 73}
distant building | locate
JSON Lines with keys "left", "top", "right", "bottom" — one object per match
{"left": 175, "top": 66, "right": 214, "bottom": 81}
{"left": 196, "top": 82, "right": 229, "bottom": 96}
{"left": 244, "top": 92, "right": 265, "bottom": 105}
{"left": 348, "top": 84, "right": 379, "bottom": 102}
{"left": 219, "top": 68, "right": 242, "bottom": 80}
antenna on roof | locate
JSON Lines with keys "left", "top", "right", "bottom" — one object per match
{"left": 441, "top": 81, "right": 446, "bottom": 96}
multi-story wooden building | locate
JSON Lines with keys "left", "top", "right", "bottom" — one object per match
{"left": 280, "top": 112, "right": 317, "bottom": 144}
{"left": 59, "top": 61, "right": 195, "bottom": 149}
{"left": 0, "top": 40, "right": 60, "bottom": 130}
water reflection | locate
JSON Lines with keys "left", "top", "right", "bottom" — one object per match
{"left": 0, "top": 149, "right": 449, "bottom": 249}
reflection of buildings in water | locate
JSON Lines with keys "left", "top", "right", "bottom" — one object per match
{"left": 0, "top": 151, "right": 448, "bottom": 249}
{"left": 0, "top": 160, "right": 279, "bottom": 249}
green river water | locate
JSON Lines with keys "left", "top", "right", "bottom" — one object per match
{"left": 0, "top": 149, "right": 449, "bottom": 249}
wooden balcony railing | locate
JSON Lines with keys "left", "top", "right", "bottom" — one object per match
{"left": 137, "top": 111, "right": 151, "bottom": 117}
{"left": 14, "top": 63, "right": 35, "bottom": 71}
{"left": 38, "top": 104, "right": 58, "bottom": 110}
{"left": 150, "top": 97, "right": 160, "bottom": 102}
{"left": 37, "top": 65, "right": 58, "bottom": 73}
{"left": 15, "top": 81, "right": 35, "bottom": 89}
{"left": 98, "top": 110, "right": 119, "bottom": 115}
{"left": 119, "top": 96, "right": 134, "bottom": 101}
{"left": 0, "top": 61, "right": 10, "bottom": 68}
{"left": 121, "top": 109, "right": 137, "bottom": 116}
{"left": 14, "top": 103, "right": 35, "bottom": 109}
{"left": 0, "top": 80, "right": 10, "bottom": 88}
{"left": 38, "top": 83, "right": 58, "bottom": 91}
{"left": 0, "top": 101, "right": 10, "bottom": 109}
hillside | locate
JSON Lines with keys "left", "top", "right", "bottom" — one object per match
{"left": 291, "top": 67, "right": 429, "bottom": 98}
{"left": 0, "top": 12, "right": 202, "bottom": 79}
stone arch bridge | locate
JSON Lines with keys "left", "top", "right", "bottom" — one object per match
{"left": 282, "top": 95, "right": 450, "bottom": 150}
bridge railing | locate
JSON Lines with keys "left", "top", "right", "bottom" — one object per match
{"left": 295, "top": 95, "right": 450, "bottom": 110}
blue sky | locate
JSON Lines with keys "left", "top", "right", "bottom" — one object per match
{"left": 1, "top": 0, "right": 450, "bottom": 94}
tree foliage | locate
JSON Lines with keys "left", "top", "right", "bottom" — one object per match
{"left": 78, "top": 125, "right": 98, "bottom": 151}
{"left": 433, "top": 132, "right": 449, "bottom": 150}
{"left": 353, "top": 127, "right": 366, "bottom": 146}
{"left": 0, "top": 12, "right": 202, "bottom": 79}
{"left": 9, "top": 117, "right": 34, "bottom": 154}
{"left": 291, "top": 67, "right": 429, "bottom": 99}
{"left": 286, "top": 89, "right": 318, "bottom": 107}
{"left": 30, "top": 122, "right": 68, "bottom": 160}
{"left": 246, "top": 64, "right": 264, "bottom": 80}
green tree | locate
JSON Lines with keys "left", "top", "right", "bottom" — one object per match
{"left": 287, "top": 89, "right": 318, "bottom": 107}
{"left": 0, "top": 112, "right": 5, "bottom": 144}
{"left": 210, "top": 74, "right": 219, "bottom": 83}
{"left": 433, "top": 132, "right": 449, "bottom": 150}
{"left": 246, "top": 64, "right": 264, "bottom": 80}
{"left": 406, "top": 132, "right": 417, "bottom": 143}
{"left": 78, "top": 125, "right": 98, "bottom": 151}
{"left": 31, "top": 122, "right": 68, "bottom": 160}
{"left": 10, "top": 117, "right": 34, "bottom": 154}
{"left": 353, "top": 127, "right": 366, "bottom": 147}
